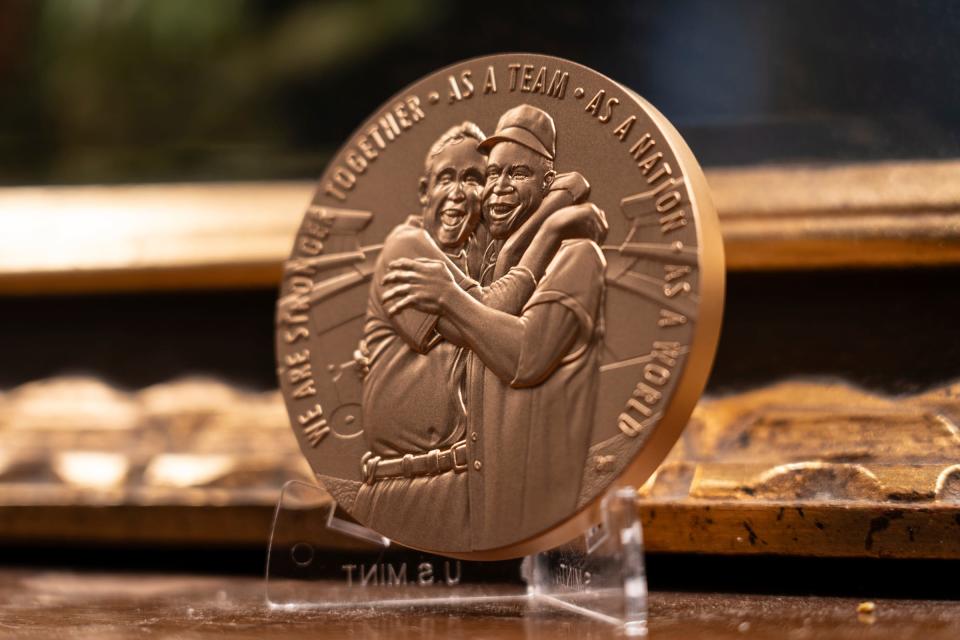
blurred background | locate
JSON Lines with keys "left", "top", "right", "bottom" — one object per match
{"left": 1, "top": 0, "right": 960, "bottom": 599}
{"left": 2, "top": 0, "right": 959, "bottom": 186}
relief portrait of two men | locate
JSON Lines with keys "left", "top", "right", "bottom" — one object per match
{"left": 355, "top": 104, "right": 608, "bottom": 552}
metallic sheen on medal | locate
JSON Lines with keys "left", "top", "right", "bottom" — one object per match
{"left": 276, "top": 54, "right": 725, "bottom": 560}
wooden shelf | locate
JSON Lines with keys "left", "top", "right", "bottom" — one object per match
{"left": 1, "top": 160, "right": 958, "bottom": 294}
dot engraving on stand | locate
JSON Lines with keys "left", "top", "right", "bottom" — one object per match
{"left": 290, "top": 542, "right": 315, "bottom": 567}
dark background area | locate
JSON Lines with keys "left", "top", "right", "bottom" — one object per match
{"left": 3, "top": 543, "right": 960, "bottom": 599}
{"left": 1, "top": 0, "right": 959, "bottom": 185}
{"left": 2, "top": 267, "right": 958, "bottom": 396}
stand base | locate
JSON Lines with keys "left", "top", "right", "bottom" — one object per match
{"left": 266, "top": 480, "right": 647, "bottom": 635}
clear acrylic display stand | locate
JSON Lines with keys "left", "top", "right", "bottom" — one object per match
{"left": 265, "top": 480, "right": 648, "bottom": 635}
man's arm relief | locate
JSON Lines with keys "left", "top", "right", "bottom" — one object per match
{"left": 428, "top": 199, "right": 606, "bottom": 344}
{"left": 381, "top": 257, "right": 583, "bottom": 387}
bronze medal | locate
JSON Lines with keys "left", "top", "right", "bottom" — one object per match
{"left": 275, "top": 53, "right": 724, "bottom": 560}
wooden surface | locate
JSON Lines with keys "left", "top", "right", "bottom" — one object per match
{"left": 3, "top": 376, "right": 960, "bottom": 558}
{"left": 0, "top": 182, "right": 307, "bottom": 294}
{"left": 0, "top": 569, "right": 957, "bottom": 639}
{"left": 710, "top": 160, "right": 960, "bottom": 269}
{"left": 1, "top": 159, "right": 959, "bottom": 293}
{"left": 635, "top": 380, "right": 960, "bottom": 558}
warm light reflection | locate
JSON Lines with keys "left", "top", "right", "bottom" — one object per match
{"left": 52, "top": 452, "right": 129, "bottom": 489}
{"left": 143, "top": 454, "right": 235, "bottom": 488}
{"left": 0, "top": 183, "right": 307, "bottom": 274}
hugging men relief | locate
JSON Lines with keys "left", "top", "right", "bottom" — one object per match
{"left": 357, "top": 104, "right": 608, "bottom": 551}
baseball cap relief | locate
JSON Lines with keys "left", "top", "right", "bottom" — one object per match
{"left": 477, "top": 104, "right": 556, "bottom": 160}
